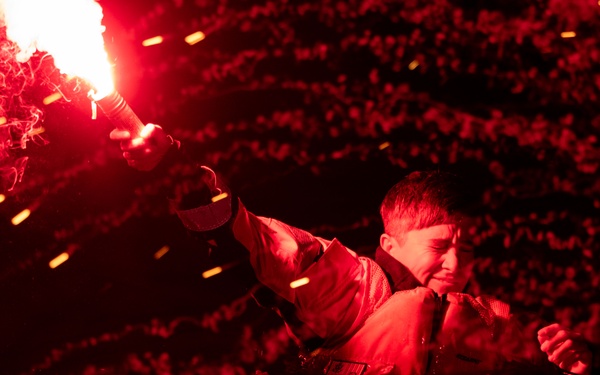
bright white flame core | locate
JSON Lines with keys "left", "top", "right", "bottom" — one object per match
{"left": 0, "top": 0, "right": 114, "bottom": 98}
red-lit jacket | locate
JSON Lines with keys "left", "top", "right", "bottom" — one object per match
{"left": 176, "top": 187, "right": 559, "bottom": 375}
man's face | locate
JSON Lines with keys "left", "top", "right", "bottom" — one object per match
{"left": 381, "top": 224, "right": 474, "bottom": 294}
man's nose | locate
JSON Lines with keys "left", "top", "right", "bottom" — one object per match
{"left": 442, "top": 247, "right": 459, "bottom": 272}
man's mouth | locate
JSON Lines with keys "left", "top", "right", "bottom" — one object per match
{"left": 433, "top": 277, "right": 459, "bottom": 284}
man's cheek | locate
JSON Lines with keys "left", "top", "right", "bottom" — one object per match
{"left": 460, "top": 254, "right": 474, "bottom": 268}
{"left": 460, "top": 262, "right": 475, "bottom": 279}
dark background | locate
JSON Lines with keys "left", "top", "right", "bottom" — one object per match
{"left": 1, "top": 0, "right": 599, "bottom": 373}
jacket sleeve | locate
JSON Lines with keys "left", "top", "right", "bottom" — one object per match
{"left": 174, "top": 168, "right": 392, "bottom": 345}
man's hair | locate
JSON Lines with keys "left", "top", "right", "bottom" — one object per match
{"left": 380, "top": 170, "right": 466, "bottom": 244}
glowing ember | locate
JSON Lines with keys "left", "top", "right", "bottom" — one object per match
{"left": 1, "top": 0, "right": 115, "bottom": 99}
{"left": 185, "top": 31, "right": 205, "bottom": 45}
{"left": 154, "top": 245, "right": 170, "bottom": 260}
{"left": 211, "top": 192, "right": 229, "bottom": 203}
{"left": 49, "top": 252, "right": 69, "bottom": 269}
{"left": 202, "top": 266, "right": 223, "bottom": 279}
{"left": 561, "top": 31, "right": 576, "bottom": 38}
{"left": 0, "top": 117, "right": 6, "bottom": 125}
{"left": 28, "top": 126, "right": 45, "bottom": 136}
{"left": 379, "top": 142, "right": 390, "bottom": 150}
{"left": 408, "top": 60, "right": 420, "bottom": 70}
{"left": 0, "top": 193, "right": 5, "bottom": 203}
{"left": 290, "top": 277, "right": 310, "bottom": 289}
{"left": 43, "top": 92, "right": 62, "bottom": 105}
{"left": 142, "top": 36, "right": 164, "bottom": 47}
{"left": 11, "top": 208, "right": 31, "bottom": 225}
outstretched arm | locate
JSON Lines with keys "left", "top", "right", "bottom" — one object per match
{"left": 109, "top": 125, "right": 391, "bottom": 346}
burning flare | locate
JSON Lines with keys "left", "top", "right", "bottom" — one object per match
{"left": 0, "top": 0, "right": 119, "bottom": 191}
{"left": 1, "top": 0, "right": 144, "bottom": 138}
{"left": 0, "top": 0, "right": 114, "bottom": 98}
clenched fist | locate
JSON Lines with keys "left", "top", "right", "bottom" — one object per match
{"left": 110, "top": 123, "right": 179, "bottom": 171}
{"left": 538, "top": 323, "right": 592, "bottom": 375}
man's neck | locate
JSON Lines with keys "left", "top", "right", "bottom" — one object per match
{"left": 374, "top": 247, "right": 422, "bottom": 292}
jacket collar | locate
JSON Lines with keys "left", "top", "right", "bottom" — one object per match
{"left": 375, "top": 247, "right": 422, "bottom": 292}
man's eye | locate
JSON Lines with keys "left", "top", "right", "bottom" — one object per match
{"left": 459, "top": 244, "right": 474, "bottom": 253}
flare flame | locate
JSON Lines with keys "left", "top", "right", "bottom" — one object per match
{"left": 1, "top": 0, "right": 114, "bottom": 98}
{"left": 0, "top": 0, "right": 118, "bottom": 191}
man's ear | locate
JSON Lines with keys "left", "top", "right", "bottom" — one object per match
{"left": 380, "top": 233, "right": 394, "bottom": 252}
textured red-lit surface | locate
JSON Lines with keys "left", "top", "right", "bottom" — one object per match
{"left": 0, "top": 0, "right": 599, "bottom": 373}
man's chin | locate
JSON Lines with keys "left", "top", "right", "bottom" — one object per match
{"left": 429, "top": 279, "right": 464, "bottom": 294}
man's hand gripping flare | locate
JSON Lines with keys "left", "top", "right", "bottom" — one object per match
{"left": 110, "top": 124, "right": 179, "bottom": 171}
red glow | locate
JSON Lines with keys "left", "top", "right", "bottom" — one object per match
{"left": 2, "top": 0, "right": 115, "bottom": 98}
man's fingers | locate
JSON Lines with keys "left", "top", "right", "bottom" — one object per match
{"left": 109, "top": 129, "right": 131, "bottom": 141}
{"left": 140, "top": 124, "right": 155, "bottom": 138}
{"left": 556, "top": 351, "right": 579, "bottom": 372}
{"left": 123, "top": 147, "right": 152, "bottom": 159}
{"left": 540, "top": 330, "right": 569, "bottom": 353}
{"left": 121, "top": 138, "right": 152, "bottom": 152}
{"left": 110, "top": 124, "right": 160, "bottom": 142}
{"left": 539, "top": 327, "right": 592, "bottom": 375}
{"left": 111, "top": 123, "right": 173, "bottom": 171}
{"left": 538, "top": 323, "right": 561, "bottom": 341}
{"left": 549, "top": 339, "right": 573, "bottom": 363}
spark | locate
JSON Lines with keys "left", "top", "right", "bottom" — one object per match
{"left": 202, "top": 266, "right": 223, "bottom": 279}
{"left": 11, "top": 209, "right": 31, "bottom": 225}
{"left": 0, "top": 194, "right": 5, "bottom": 204}
{"left": 0, "top": 117, "right": 6, "bottom": 125}
{"left": 154, "top": 245, "right": 170, "bottom": 260}
{"left": 49, "top": 252, "right": 69, "bottom": 269}
{"left": 561, "top": 31, "right": 576, "bottom": 38}
{"left": 28, "top": 127, "right": 45, "bottom": 136}
{"left": 408, "top": 60, "right": 420, "bottom": 70}
{"left": 379, "top": 142, "right": 390, "bottom": 150}
{"left": 142, "top": 36, "right": 164, "bottom": 47}
{"left": 43, "top": 92, "right": 63, "bottom": 105}
{"left": 290, "top": 277, "right": 310, "bottom": 289}
{"left": 211, "top": 192, "right": 229, "bottom": 203}
{"left": 185, "top": 31, "right": 206, "bottom": 45}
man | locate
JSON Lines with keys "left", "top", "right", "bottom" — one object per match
{"left": 111, "top": 124, "right": 592, "bottom": 375}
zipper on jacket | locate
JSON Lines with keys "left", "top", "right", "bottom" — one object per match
{"left": 426, "top": 291, "right": 447, "bottom": 373}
